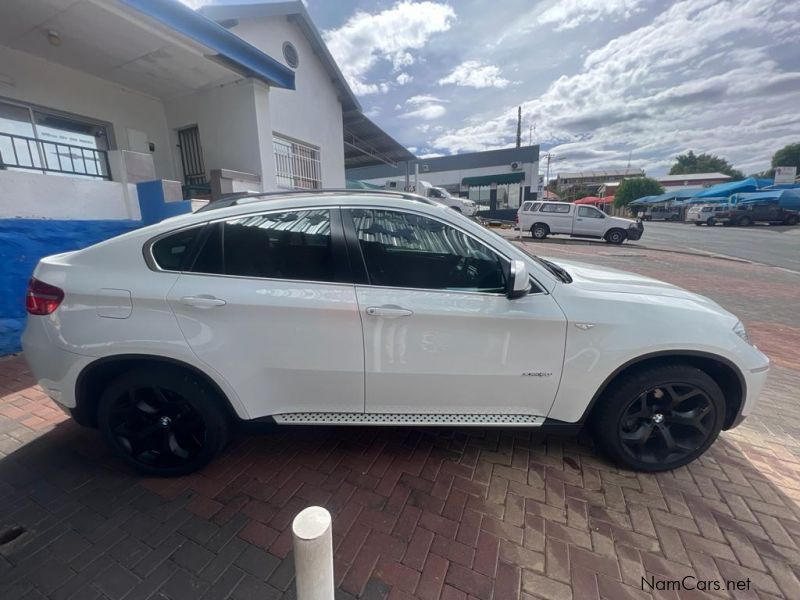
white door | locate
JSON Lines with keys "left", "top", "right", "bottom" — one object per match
{"left": 573, "top": 205, "right": 608, "bottom": 237}
{"left": 166, "top": 208, "right": 364, "bottom": 419}
{"left": 346, "top": 208, "right": 567, "bottom": 416}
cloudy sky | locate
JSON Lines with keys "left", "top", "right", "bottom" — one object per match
{"left": 191, "top": 0, "right": 800, "bottom": 176}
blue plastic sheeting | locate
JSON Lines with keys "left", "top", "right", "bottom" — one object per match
{"left": 629, "top": 195, "right": 659, "bottom": 206}
{"left": 0, "top": 219, "right": 141, "bottom": 355}
{"left": 693, "top": 177, "right": 767, "bottom": 198}
{"left": 734, "top": 189, "right": 800, "bottom": 210}
{"left": 685, "top": 196, "right": 729, "bottom": 204}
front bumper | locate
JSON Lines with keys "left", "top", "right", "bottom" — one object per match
{"left": 627, "top": 222, "right": 644, "bottom": 241}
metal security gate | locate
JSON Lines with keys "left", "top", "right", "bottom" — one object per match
{"left": 177, "top": 126, "right": 207, "bottom": 193}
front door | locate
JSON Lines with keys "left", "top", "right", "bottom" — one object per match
{"left": 167, "top": 208, "right": 364, "bottom": 419}
{"left": 345, "top": 208, "right": 567, "bottom": 416}
{"left": 573, "top": 205, "right": 608, "bottom": 237}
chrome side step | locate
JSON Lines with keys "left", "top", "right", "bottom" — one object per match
{"left": 272, "top": 412, "right": 545, "bottom": 427}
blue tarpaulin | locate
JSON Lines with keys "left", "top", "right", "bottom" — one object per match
{"left": 733, "top": 189, "right": 800, "bottom": 210}
{"left": 692, "top": 177, "right": 769, "bottom": 198}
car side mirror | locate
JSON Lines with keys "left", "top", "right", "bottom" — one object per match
{"left": 507, "top": 259, "right": 531, "bottom": 299}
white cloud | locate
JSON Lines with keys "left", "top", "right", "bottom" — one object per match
{"left": 431, "top": 0, "right": 800, "bottom": 175}
{"left": 400, "top": 94, "right": 447, "bottom": 120}
{"left": 396, "top": 72, "right": 414, "bottom": 85}
{"left": 538, "top": 0, "right": 647, "bottom": 31}
{"left": 401, "top": 105, "right": 448, "bottom": 120}
{"left": 438, "top": 61, "right": 512, "bottom": 88}
{"left": 323, "top": 1, "right": 455, "bottom": 95}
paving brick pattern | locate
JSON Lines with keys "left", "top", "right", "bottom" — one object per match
{"left": 1, "top": 244, "right": 799, "bottom": 599}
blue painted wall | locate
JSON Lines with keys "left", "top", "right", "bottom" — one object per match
{"left": 0, "top": 219, "right": 142, "bottom": 355}
{"left": 0, "top": 179, "right": 193, "bottom": 355}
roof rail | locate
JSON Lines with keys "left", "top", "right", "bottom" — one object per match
{"left": 195, "top": 188, "right": 432, "bottom": 213}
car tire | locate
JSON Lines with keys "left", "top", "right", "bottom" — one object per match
{"left": 786, "top": 215, "right": 799, "bottom": 226}
{"left": 605, "top": 229, "right": 626, "bottom": 244}
{"left": 531, "top": 223, "right": 548, "bottom": 240}
{"left": 592, "top": 365, "right": 725, "bottom": 472}
{"left": 98, "top": 366, "right": 230, "bottom": 476}
{"left": 694, "top": 222, "right": 703, "bottom": 226}
{"left": 738, "top": 216, "right": 752, "bottom": 226}
{"left": 707, "top": 218, "right": 716, "bottom": 226}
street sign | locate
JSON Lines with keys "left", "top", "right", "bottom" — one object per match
{"left": 774, "top": 166, "right": 797, "bottom": 185}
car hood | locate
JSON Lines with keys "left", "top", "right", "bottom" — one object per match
{"left": 543, "top": 257, "right": 720, "bottom": 303}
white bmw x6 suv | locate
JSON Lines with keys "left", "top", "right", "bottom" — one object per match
{"left": 23, "top": 191, "right": 769, "bottom": 476}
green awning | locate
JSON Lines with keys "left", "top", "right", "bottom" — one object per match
{"left": 461, "top": 172, "right": 525, "bottom": 186}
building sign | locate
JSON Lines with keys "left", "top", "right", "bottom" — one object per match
{"left": 774, "top": 166, "right": 797, "bottom": 185}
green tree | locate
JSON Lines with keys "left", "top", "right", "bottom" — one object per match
{"left": 669, "top": 151, "right": 744, "bottom": 180}
{"left": 614, "top": 177, "right": 664, "bottom": 207}
{"left": 771, "top": 143, "right": 800, "bottom": 170}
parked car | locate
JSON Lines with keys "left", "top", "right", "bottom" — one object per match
{"left": 23, "top": 191, "right": 769, "bottom": 476}
{"left": 519, "top": 201, "right": 643, "bottom": 244}
{"left": 641, "top": 206, "right": 681, "bottom": 221}
{"left": 385, "top": 178, "right": 478, "bottom": 216}
{"left": 716, "top": 202, "right": 800, "bottom": 226}
{"left": 686, "top": 204, "right": 728, "bottom": 226}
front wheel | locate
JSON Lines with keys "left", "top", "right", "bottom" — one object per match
{"left": 738, "top": 216, "right": 752, "bottom": 227}
{"left": 706, "top": 218, "right": 716, "bottom": 226}
{"left": 592, "top": 365, "right": 724, "bottom": 472}
{"left": 605, "top": 229, "right": 627, "bottom": 244}
{"left": 98, "top": 367, "right": 230, "bottom": 476}
{"left": 785, "top": 215, "right": 799, "bottom": 226}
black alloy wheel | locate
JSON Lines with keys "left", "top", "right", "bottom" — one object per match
{"left": 592, "top": 365, "right": 725, "bottom": 472}
{"left": 98, "top": 367, "right": 229, "bottom": 476}
{"left": 618, "top": 383, "right": 715, "bottom": 465}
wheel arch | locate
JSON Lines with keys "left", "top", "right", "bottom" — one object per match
{"left": 74, "top": 354, "right": 245, "bottom": 428}
{"left": 581, "top": 351, "right": 746, "bottom": 430}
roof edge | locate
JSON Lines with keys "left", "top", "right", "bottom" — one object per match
{"left": 118, "top": 0, "right": 296, "bottom": 89}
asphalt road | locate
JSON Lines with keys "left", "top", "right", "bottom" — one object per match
{"left": 636, "top": 221, "right": 800, "bottom": 271}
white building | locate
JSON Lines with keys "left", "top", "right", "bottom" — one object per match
{"left": 0, "top": 0, "right": 361, "bottom": 221}
{"left": 347, "top": 146, "right": 540, "bottom": 218}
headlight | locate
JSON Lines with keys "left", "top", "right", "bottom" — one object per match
{"left": 733, "top": 321, "right": 750, "bottom": 345}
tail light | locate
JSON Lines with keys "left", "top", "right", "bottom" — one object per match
{"left": 26, "top": 278, "right": 64, "bottom": 315}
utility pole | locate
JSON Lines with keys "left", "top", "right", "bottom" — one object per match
{"left": 516, "top": 106, "right": 521, "bottom": 148}
{"left": 542, "top": 152, "right": 555, "bottom": 192}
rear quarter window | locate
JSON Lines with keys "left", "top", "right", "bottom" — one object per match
{"left": 150, "top": 227, "right": 202, "bottom": 271}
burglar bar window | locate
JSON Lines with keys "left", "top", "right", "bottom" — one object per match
{"left": 273, "top": 134, "right": 322, "bottom": 190}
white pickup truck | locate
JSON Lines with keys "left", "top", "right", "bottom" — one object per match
{"left": 519, "top": 201, "right": 643, "bottom": 244}
{"left": 385, "top": 179, "right": 478, "bottom": 216}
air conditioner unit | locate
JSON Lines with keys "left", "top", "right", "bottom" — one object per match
{"left": 421, "top": 164, "right": 430, "bottom": 172}
{"left": 510, "top": 161, "right": 522, "bottom": 170}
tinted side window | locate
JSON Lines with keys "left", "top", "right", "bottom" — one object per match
{"left": 151, "top": 227, "right": 201, "bottom": 271}
{"left": 352, "top": 209, "right": 507, "bottom": 292}
{"left": 214, "top": 209, "right": 335, "bottom": 282}
{"left": 540, "top": 203, "right": 570, "bottom": 213}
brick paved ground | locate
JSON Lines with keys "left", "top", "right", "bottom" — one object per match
{"left": 1, "top": 244, "right": 799, "bottom": 600}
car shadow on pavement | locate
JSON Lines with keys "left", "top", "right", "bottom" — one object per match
{"left": 1, "top": 416, "right": 799, "bottom": 599}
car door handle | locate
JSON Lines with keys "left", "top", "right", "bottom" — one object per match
{"left": 366, "top": 305, "right": 413, "bottom": 318}
{"left": 180, "top": 295, "right": 227, "bottom": 308}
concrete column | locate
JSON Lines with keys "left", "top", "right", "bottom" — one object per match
{"left": 292, "top": 506, "right": 334, "bottom": 600}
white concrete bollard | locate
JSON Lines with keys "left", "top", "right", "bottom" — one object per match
{"left": 292, "top": 506, "right": 334, "bottom": 600}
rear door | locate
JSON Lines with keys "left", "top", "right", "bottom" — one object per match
{"left": 344, "top": 207, "right": 567, "bottom": 416}
{"left": 572, "top": 206, "right": 607, "bottom": 237}
{"left": 165, "top": 208, "right": 364, "bottom": 419}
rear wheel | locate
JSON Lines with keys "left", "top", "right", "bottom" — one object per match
{"left": 605, "top": 229, "right": 626, "bottom": 244}
{"left": 706, "top": 217, "right": 716, "bottom": 226}
{"left": 738, "top": 216, "right": 752, "bottom": 227}
{"left": 694, "top": 221, "right": 703, "bottom": 226}
{"left": 98, "top": 367, "right": 229, "bottom": 476}
{"left": 531, "top": 223, "right": 549, "bottom": 240}
{"left": 592, "top": 365, "right": 724, "bottom": 472}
